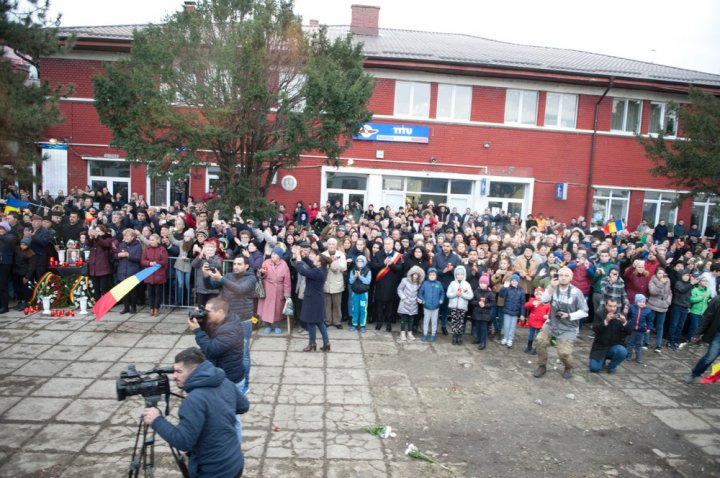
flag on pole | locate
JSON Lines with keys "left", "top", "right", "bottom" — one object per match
{"left": 84, "top": 211, "right": 94, "bottom": 224}
{"left": 92, "top": 265, "right": 160, "bottom": 321}
{"left": 4, "top": 197, "right": 29, "bottom": 214}
{"left": 699, "top": 362, "right": 720, "bottom": 384}
{"left": 604, "top": 220, "right": 624, "bottom": 234}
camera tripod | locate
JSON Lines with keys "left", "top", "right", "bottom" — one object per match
{"left": 128, "top": 395, "right": 189, "bottom": 478}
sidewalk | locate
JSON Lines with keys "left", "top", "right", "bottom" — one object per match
{"left": 0, "top": 309, "right": 718, "bottom": 477}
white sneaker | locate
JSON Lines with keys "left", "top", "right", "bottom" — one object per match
{"left": 407, "top": 332, "right": 416, "bottom": 341}
{"left": 500, "top": 338, "right": 508, "bottom": 345}
{"left": 400, "top": 332, "right": 407, "bottom": 341}
{"left": 678, "top": 342, "right": 687, "bottom": 350}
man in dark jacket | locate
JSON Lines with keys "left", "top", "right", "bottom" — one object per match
{"left": 370, "top": 237, "right": 403, "bottom": 332}
{"left": 27, "top": 214, "right": 53, "bottom": 279}
{"left": 686, "top": 295, "right": 720, "bottom": 383}
{"left": 433, "top": 240, "right": 461, "bottom": 335}
{"left": 205, "top": 256, "right": 257, "bottom": 320}
{"left": 0, "top": 222, "right": 18, "bottom": 313}
{"left": 143, "top": 347, "right": 249, "bottom": 478}
{"left": 589, "top": 299, "right": 631, "bottom": 374}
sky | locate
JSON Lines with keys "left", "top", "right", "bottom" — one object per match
{"left": 31, "top": 0, "right": 720, "bottom": 75}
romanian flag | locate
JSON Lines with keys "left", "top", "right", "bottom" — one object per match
{"left": 92, "top": 265, "right": 160, "bottom": 321}
{"left": 699, "top": 363, "right": 720, "bottom": 384}
{"left": 604, "top": 220, "right": 624, "bottom": 234}
{"left": 4, "top": 197, "right": 29, "bottom": 214}
{"left": 84, "top": 211, "right": 94, "bottom": 224}
{"left": 375, "top": 251, "right": 403, "bottom": 281}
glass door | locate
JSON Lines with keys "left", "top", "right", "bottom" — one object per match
{"left": 90, "top": 179, "right": 129, "bottom": 203}
{"left": 326, "top": 191, "right": 365, "bottom": 210}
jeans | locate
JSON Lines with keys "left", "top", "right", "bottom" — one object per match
{"left": 687, "top": 313, "right": 702, "bottom": 341}
{"left": 668, "top": 305, "right": 690, "bottom": 344}
{"left": 308, "top": 322, "right": 329, "bottom": 345}
{"left": 527, "top": 326, "right": 541, "bottom": 344}
{"left": 691, "top": 334, "right": 720, "bottom": 377}
{"left": 175, "top": 269, "right": 191, "bottom": 306}
{"left": 234, "top": 382, "right": 245, "bottom": 445}
{"left": 589, "top": 344, "right": 628, "bottom": 373}
{"left": 502, "top": 314, "right": 518, "bottom": 343}
{"left": 646, "top": 310, "right": 667, "bottom": 348}
{"left": 491, "top": 305, "right": 504, "bottom": 333}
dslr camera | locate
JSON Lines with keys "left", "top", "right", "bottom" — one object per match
{"left": 116, "top": 364, "right": 174, "bottom": 402}
{"left": 188, "top": 305, "right": 209, "bottom": 330}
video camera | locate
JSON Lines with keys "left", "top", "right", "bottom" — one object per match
{"left": 116, "top": 364, "right": 174, "bottom": 402}
{"left": 188, "top": 306, "right": 208, "bottom": 330}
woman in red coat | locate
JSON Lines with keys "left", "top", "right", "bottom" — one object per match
{"left": 87, "top": 224, "right": 116, "bottom": 300}
{"left": 141, "top": 233, "right": 169, "bottom": 316}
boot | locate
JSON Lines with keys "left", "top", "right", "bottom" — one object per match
{"left": 320, "top": 343, "right": 331, "bottom": 352}
{"left": 119, "top": 308, "right": 129, "bottom": 315}
{"left": 457, "top": 334, "right": 463, "bottom": 345}
{"left": 130, "top": 306, "right": 137, "bottom": 313}
{"left": 529, "top": 348, "right": 537, "bottom": 355}
{"left": 533, "top": 365, "right": 547, "bottom": 378}
{"left": 524, "top": 342, "right": 533, "bottom": 354}
{"left": 303, "top": 343, "right": 317, "bottom": 352}
{"left": 386, "top": 323, "right": 392, "bottom": 333}
{"left": 478, "top": 342, "right": 486, "bottom": 350}
{"left": 407, "top": 331, "right": 416, "bottom": 341}
{"left": 14, "top": 300, "right": 27, "bottom": 311}
{"left": 562, "top": 367, "right": 573, "bottom": 379}
{"left": 441, "top": 326, "right": 448, "bottom": 336}
{"left": 375, "top": 322, "right": 382, "bottom": 331}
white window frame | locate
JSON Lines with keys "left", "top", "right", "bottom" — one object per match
{"left": 544, "top": 92, "right": 578, "bottom": 129}
{"left": 504, "top": 89, "right": 538, "bottom": 126}
{"left": 611, "top": 98, "right": 642, "bottom": 133}
{"left": 648, "top": 101, "right": 678, "bottom": 137}
{"left": 393, "top": 81, "right": 430, "bottom": 118}
{"left": 279, "top": 70, "right": 306, "bottom": 112}
{"left": 642, "top": 191, "right": 678, "bottom": 227}
{"left": 436, "top": 84, "right": 472, "bottom": 121}
{"left": 592, "top": 188, "right": 630, "bottom": 223}
{"left": 692, "top": 195, "right": 719, "bottom": 234}
{"left": 206, "top": 165, "right": 220, "bottom": 194}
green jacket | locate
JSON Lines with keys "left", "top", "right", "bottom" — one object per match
{"left": 690, "top": 286, "right": 711, "bottom": 316}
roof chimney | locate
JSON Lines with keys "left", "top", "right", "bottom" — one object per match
{"left": 350, "top": 5, "right": 380, "bottom": 36}
{"left": 184, "top": 1, "right": 196, "bottom": 13}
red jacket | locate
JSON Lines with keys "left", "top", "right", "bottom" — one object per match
{"left": 524, "top": 299, "right": 550, "bottom": 329}
{"left": 623, "top": 267, "right": 651, "bottom": 305}
{"left": 88, "top": 235, "right": 116, "bottom": 277}
{"left": 141, "top": 245, "right": 169, "bottom": 285}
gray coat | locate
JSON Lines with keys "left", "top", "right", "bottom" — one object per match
{"left": 397, "top": 265, "right": 425, "bottom": 315}
{"left": 647, "top": 275, "right": 672, "bottom": 313}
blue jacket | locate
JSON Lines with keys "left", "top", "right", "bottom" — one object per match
{"left": 499, "top": 285, "right": 525, "bottom": 316}
{"left": 418, "top": 278, "right": 445, "bottom": 310}
{"left": 627, "top": 304, "right": 653, "bottom": 332}
{"left": 152, "top": 361, "right": 249, "bottom": 478}
{"left": 115, "top": 239, "right": 142, "bottom": 280}
{"left": 193, "top": 314, "right": 245, "bottom": 383}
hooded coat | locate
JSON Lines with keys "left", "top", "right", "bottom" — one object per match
{"left": 418, "top": 271, "right": 445, "bottom": 310}
{"left": 151, "top": 361, "right": 249, "bottom": 478}
{"left": 293, "top": 257, "right": 328, "bottom": 324}
{"left": 397, "top": 265, "right": 426, "bottom": 315}
{"left": 647, "top": 275, "right": 672, "bottom": 312}
{"left": 348, "top": 255, "right": 371, "bottom": 294}
{"left": 446, "top": 265, "right": 473, "bottom": 311}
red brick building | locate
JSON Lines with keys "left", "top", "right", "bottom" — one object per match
{"left": 39, "top": 4, "right": 720, "bottom": 231}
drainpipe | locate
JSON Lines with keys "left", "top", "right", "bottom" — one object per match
{"left": 585, "top": 76, "right": 614, "bottom": 220}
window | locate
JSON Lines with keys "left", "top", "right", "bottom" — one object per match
{"left": 489, "top": 182, "right": 525, "bottom": 199}
{"left": 692, "top": 195, "right": 719, "bottom": 235}
{"left": 381, "top": 176, "right": 473, "bottom": 208}
{"left": 206, "top": 166, "right": 221, "bottom": 193}
{"left": 436, "top": 84, "right": 472, "bottom": 121}
{"left": 487, "top": 181, "right": 526, "bottom": 216}
{"left": 592, "top": 188, "right": 629, "bottom": 223}
{"left": 326, "top": 173, "right": 367, "bottom": 190}
{"left": 89, "top": 161, "right": 130, "bottom": 178}
{"left": 504, "top": 89, "right": 538, "bottom": 125}
{"left": 611, "top": 98, "right": 642, "bottom": 132}
{"left": 649, "top": 102, "right": 678, "bottom": 136}
{"left": 544, "top": 93, "right": 577, "bottom": 128}
{"left": 642, "top": 191, "right": 678, "bottom": 226}
{"left": 394, "top": 81, "right": 430, "bottom": 118}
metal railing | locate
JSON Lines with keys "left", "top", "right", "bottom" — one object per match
{"left": 158, "top": 257, "right": 236, "bottom": 309}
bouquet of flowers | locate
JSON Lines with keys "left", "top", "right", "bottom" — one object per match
{"left": 33, "top": 273, "right": 62, "bottom": 307}
{"left": 405, "top": 443, "right": 450, "bottom": 471}
{"left": 364, "top": 425, "right": 396, "bottom": 439}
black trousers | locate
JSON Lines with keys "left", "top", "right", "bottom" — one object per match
{"left": 91, "top": 274, "right": 113, "bottom": 301}
{"left": 147, "top": 284, "right": 163, "bottom": 309}
{"left": 376, "top": 300, "right": 395, "bottom": 326}
{"left": 0, "top": 264, "right": 11, "bottom": 310}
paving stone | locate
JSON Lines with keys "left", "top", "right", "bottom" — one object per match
{"left": 36, "top": 344, "right": 90, "bottom": 361}
{"left": 325, "top": 405, "right": 377, "bottom": 431}
{"left": 685, "top": 433, "right": 720, "bottom": 455}
{"left": 326, "top": 432, "right": 384, "bottom": 460}
{"left": 3, "top": 397, "right": 71, "bottom": 421}
{"left": 327, "top": 353, "right": 365, "bottom": 368}
{"left": 175, "top": 334, "right": 197, "bottom": 348}
{"left": 251, "top": 337, "right": 291, "bottom": 351}
{"left": 327, "top": 459, "right": 387, "bottom": 477}
{"left": 262, "top": 458, "right": 325, "bottom": 477}
{"left": 286, "top": 351, "right": 325, "bottom": 368}
{"left": 0, "top": 358, "right": 28, "bottom": 375}
{"left": 265, "top": 430, "right": 324, "bottom": 458}
{"left": 78, "top": 346, "right": 130, "bottom": 362}
{"left": 277, "top": 384, "right": 325, "bottom": 405}
{"left": 246, "top": 382, "right": 279, "bottom": 404}
{"left": 250, "top": 366, "right": 283, "bottom": 383}
{"left": 56, "top": 398, "right": 122, "bottom": 423}
{"left": 59, "top": 361, "right": 114, "bottom": 379}
{"left": 114, "top": 322, "right": 157, "bottom": 333}
{"left": 251, "top": 350, "right": 286, "bottom": 367}
{"left": 273, "top": 404, "right": 325, "bottom": 430}
{"left": 12, "top": 359, "right": 71, "bottom": 377}
{"left": 134, "top": 334, "right": 182, "bottom": 349}
{"left": 59, "top": 455, "right": 128, "bottom": 477}
{"left": 691, "top": 409, "right": 720, "bottom": 430}
{"left": 326, "top": 384, "right": 373, "bottom": 405}
{"left": 368, "top": 369, "right": 413, "bottom": 387}
{"left": 121, "top": 347, "right": 171, "bottom": 364}
{"left": 0, "top": 375, "right": 45, "bottom": 396}
{"left": 44, "top": 319, "right": 87, "bottom": 331}
{"left": 327, "top": 367, "right": 369, "bottom": 386}
{"left": 0, "top": 423, "right": 42, "bottom": 448}
{"left": 31, "top": 377, "right": 94, "bottom": 397}
{"left": 5, "top": 318, "right": 54, "bottom": 329}
{"left": 241, "top": 402, "right": 274, "bottom": 429}
{"left": 282, "top": 367, "right": 325, "bottom": 385}
{"left": 0, "top": 342, "right": 52, "bottom": 359}
{"left": 331, "top": 339, "right": 363, "bottom": 353}
{"left": 0, "top": 452, "right": 74, "bottom": 476}
{"left": 0, "top": 395, "right": 22, "bottom": 415}
{"left": 83, "top": 425, "right": 137, "bottom": 453}
{"left": 151, "top": 322, "right": 188, "bottom": 334}
{"left": 361, "top": 341, "right": 399, "bottom": 355}
{"left": 20, "top": 330, "right": 72, "bottom": 344}
{"left": 621, "top": 389, "right": 679, "bottom": 408}
{"left": 652, "top": 409, "right": 712, "bottom": 431}
{"left": 59, "top": 331, "right": 108, "bottom": 346}
{"left": 0, "top": 329, "right": 35, "bottom": 342}
{"left": 23, "top": 423, "right": 100, "bottom": 452}
{"left": 96, "top": 333, "right": 144, "bottom": 347}
{"left": 242, "top": 428, "right": 268, "bottom": 458}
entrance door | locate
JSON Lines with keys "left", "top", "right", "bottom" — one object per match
{"left": 90, "top": 179, "right": 130, "bottom": 203}
{"left": 326, "top": 190, "right": 365, "bottom": 210}
{"left": 488, "top": 200, "right": 523, "bottom": 216}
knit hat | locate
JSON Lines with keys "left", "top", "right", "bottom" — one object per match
{"left": 21, "top": 237, "right": 32, "bottom": 246}
{"left": 271, "top": 246, "right": 284, "bottom": 257}
{"left": 184, "top": 228, "right": 195, "bottom": 239}
{"left": 534, "top": 287, "right": 544, "bottom": 294}
{"left": 608, "top": 264, "right": 620, "bottom": 274}
{"left": 635, "top": 294, "right": 647, "bottom": 304}
{"left": 511, "top": 273, "right": 521, "bottom": 283}
{"left": 479, "top": 273, "right": 490, "bottom": 286}
{"left": 196, "top": 229, "right": 208, "bottom": 237}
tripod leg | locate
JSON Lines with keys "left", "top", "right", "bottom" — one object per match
{"left": 142, "top": 423, "right": 156, "bottom": 478}
{"left": 128, "top": 416, "right": 144, "bottom": 478}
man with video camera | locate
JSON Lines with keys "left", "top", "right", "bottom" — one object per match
{"left": 143, "top": 347, "right": 249, "bottom": 478}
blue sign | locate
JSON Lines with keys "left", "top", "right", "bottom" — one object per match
{"left": 555, "top": 182, "right": 568, "bottom": 201}
{"left": 41, "top": 143, "right": 69, "bottom": 150}
{"left": 353, "top": 123, "right": 430, "bottom": 144}
{"left": 480, "top": 178, "right": 487, "bottom": 196}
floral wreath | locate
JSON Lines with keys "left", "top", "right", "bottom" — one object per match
{"left": 69, "top": 276, "right": 96, "bottom": 306}
{"left": 31, "top": 272, "right": 62, "bottom": 307}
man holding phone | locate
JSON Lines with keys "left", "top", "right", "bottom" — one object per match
{"left": 588, "top": 299, "right": 631, "bottom": 374}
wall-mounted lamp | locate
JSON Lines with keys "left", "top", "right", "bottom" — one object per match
{"left": 430, "top": 156, "right": 437, "bottom": 164}
{"left": 483, "top": 141, "right": 492, "bottom": 149}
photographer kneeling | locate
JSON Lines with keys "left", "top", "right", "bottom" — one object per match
{"left": 143, "top": 347, "right": 249, "bottom": 478}
{"left": 589, "top": 299, "right": 631, "bottom": 374}
{"left": 188, "top": 297, "right": 246, "bottom": 441}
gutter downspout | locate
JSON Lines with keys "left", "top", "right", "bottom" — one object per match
{"left": 585, "top": 77, "right": 614, "bottom": 220}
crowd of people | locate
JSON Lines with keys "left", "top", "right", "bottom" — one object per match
{"left": 1, "top": 185, "right": 720, "bottom": 381}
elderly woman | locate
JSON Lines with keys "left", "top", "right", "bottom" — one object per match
{"left": 190, "top": 240, "right": 223, "bottom": 307}
{"left": 141, "top": 233, "right": 169, "bottom": 317}
{"left": 87, "top": 224, "right": 115, "bottom": 300}
{"left": 258, "top": 247, "right": 291, "bottom": 334}
{"left": 116, "top": 228, "right": 142, "bottom": 314}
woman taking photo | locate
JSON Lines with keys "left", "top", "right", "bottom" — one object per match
{"left": 292, "top": 246, "right": 332, "bottom": 351}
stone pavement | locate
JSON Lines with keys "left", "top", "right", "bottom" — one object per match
{"left": 0, "top": 308, "right": 718, "bottom": 477}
